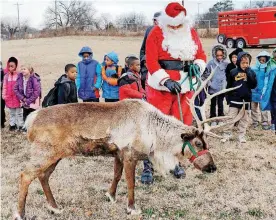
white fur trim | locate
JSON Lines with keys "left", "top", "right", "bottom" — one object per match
{"left": 147, "top": 70, "right": 199, "bottom": 93}
{"left": 148, "top": 69, "right": 170, "bottom": 87}
{"left": 194, "top": 59, "right": 206, "bottom": 75}
{"left": 159, "top": 11, "right": 186, "bottom": 27}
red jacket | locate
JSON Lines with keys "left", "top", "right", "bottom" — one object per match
{"left": 146, "top": 26, "right": 207, "bottom": 93}
{"left": 118, "top": 71, "right": 146, "bottom": 100}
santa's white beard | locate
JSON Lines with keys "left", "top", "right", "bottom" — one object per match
{"left": 159, "top": 21, "right": 198, "bottom": 60}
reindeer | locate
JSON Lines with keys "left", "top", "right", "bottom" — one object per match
{"left": 15, "top": 68, "right": 245, "bottom": 219}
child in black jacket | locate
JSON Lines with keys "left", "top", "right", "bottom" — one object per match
{"left": 223, "top": 52, "right": 257, "bottom": 143}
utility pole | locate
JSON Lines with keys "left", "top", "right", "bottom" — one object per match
{"left": 250, "top": 0, "right": 252, "bottom": 8}
{"left": 197, "top": 2, "right": 201, "bottom": 18}
{"left": 14, "top": 2, "right": 22, "bottom": 37}
{"left": 182, "top": 0, "right": 184, "bottom": 6}
{"left": 55, "top": 0, "right": 58, "bottom": 30}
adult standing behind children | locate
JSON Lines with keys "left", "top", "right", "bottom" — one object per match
{"left": 201, "top": 45, "right": 228, "bottom": 126}
{"left": 76, "top": 47, "right": 102, "bottom": 102}
{"left": 14, "top": 64, "right": 41, "bottom": 123}
{"left": 1, "top": 61, "right": 6, "bottom": 128}
{"left": 261, "top": 48, "right": 276, "bottom": 132}
{"left": 251, "top": 51, "right": 271, "bottom": 130}
{"left": 2, "top": 57, "right": 23, "bottom": 131}
{"left": 224, "top": 52, "right": 257, "bottom": 143}
{"left": 101, "top": 52, "right": 122, "bottom": 102}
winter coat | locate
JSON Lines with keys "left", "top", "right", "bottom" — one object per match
{"left": 225, "top": 48, "right": 244, "bottom": 80}
{"left": 2, "top": 71, "right": 20, "bottom": 108}
{"left": 56, "top": 74, "right": 78, "bottom": 104}
{"left": 201, "top": 45, "right": 229, "bottom": 94}
{"left": 267, "top": 48, "right": 276, "bottom": 73}
{"left": 14, "top": 73, "right": 41, "bottom": 109}
{"left": 101, "top": 52, "right": 121, "bottom": 99}
{"left": 251, "top": 51, "right": 270, "bottom": 103}
{"left": 261, "top": 67, "right": 276, "bottom": 111}
{"left": 118, "top": 70, "right": 146, "bottom": 100}
{"left": 226, "top": 52, "right": 257, "bottom": 110}
{"left": 140, "top": 26, "right": 154, "bottom": 60}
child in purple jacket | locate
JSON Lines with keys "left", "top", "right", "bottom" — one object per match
{"left": 14, "top": 64, "right": 41, "bottom": 123}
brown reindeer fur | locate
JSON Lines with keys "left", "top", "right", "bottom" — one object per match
{"left": 16, "top": 100, "right": 215, "bottom": 219}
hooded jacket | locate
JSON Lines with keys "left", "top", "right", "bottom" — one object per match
{"left": 225, "top": 48, "right": 244, "bottom": 79}
{"left": 201, "top": 45, "right": 229, "bottom": 94}
{"left": 14, "top": 72, "right": 41, "bottom": 109}
{"left": 251, "top": 51, "right": 270, "bottom": 103}
{"left": 261, "top": 48, "right": 276, "bottom": 111}
{"left": 101, "top": 52, "right": 121, "bottom": 99}
{"left": 76, "top": 46, "right": 102, "bottom": 100}
{"left": 226, "top": 52, "right": 257, "bottom": 109}
{"left": 56, "top": 74, "right": 78, "bottom": 104}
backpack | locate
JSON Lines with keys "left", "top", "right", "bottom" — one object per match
{"left": 42, "top": 85, "right": 58, "bottom": 108}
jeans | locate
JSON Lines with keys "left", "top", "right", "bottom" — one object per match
{"left": 210, "top": 94, "right": 225, "bottom": 118}
{"left": 9, "top": 108, "right": 24, "bottom": 127}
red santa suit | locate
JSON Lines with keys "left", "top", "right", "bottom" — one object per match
{"left": 146, "top": 2, "right": 207, "bottom": 125}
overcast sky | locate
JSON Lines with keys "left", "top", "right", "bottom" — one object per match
{"left": 0, "top": 0, "right": 264, "bottom": 29}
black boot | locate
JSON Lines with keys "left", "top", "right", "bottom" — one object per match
{"left": 141, "top": 159, "right": 154, "bottom": 184}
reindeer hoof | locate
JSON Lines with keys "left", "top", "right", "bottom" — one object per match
{"left": 13, "top": 213, "right": 23, "bottom": 220}
{"left": 46, "top": 204, "right": 63, "bottom": 214}
{"left": 105, "top": 192, "right": 116, "bottom": 203}
{"left": 127, "top": 206, "right": 141, "bottom": 215}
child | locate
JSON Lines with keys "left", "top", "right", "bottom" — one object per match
{"left": 225, "top": 48, "right": 243, "bottom": 79}
{"left": 1, "top": 61, "right": 6, "bottom": 128}
{"left": 261, "top": 48, "right": 276, "bottom": 132}
{"left": 201, "top": 45, "right": 228, "bottom": 126}
{"left": 14, "top": 64, "right": 41, "bottom": 122}
{"left": 122, "top": 54, "right": 137, "bottom": 74}
{"left": 76, "top": 46, "right": 102, "bottom": 102}
{"left": 224, "top": 52, "right": 257, "bottom": 143}
{"left": 251, "top": 51, "right": 271, "bottom": 130}
{"left": 2, "top": 57, "right": 23, "bottom": 131}
{"left": 118, "top": 56, "right": 146, "bottom": 100}
{"left": 101, "top": 52, "right": 122, "bottom": 102}
{"left": 56, "top": 64, "right": 78, "bottom": 104}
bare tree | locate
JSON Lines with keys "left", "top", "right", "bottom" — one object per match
{"left": 1, "top": 17, "right": 19, "bottom": 39}
{"left": 116, "top": 12, "right": 147, "bottom": 31}
{"left": 44, "top": 0, "right": 97, "bottom": 30}
{"left": 97, "top": 13, "right": 114, "bottom": 30}
{"left": 244, "top": 0, "right": 276, "bottom": 8}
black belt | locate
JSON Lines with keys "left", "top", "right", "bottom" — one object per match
{"left": 158, "top": 60, "right": 193, "bottom": 71}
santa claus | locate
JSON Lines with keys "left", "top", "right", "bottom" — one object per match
{"left": 146, "top": 1, "right": 207, "bottom": 125}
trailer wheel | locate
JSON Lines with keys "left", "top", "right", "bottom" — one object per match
{"left": 236, "top": 38, "right": 246, "bottom": 48}
{"left": 226, "top": 39, "right": 235, "bottom": 48}
{"left": 217, "top": 34, "right": 226, "bottom": 44}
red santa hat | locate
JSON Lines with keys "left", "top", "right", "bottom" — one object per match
{"left": 159, "top": 2, "right": 187, "bottom": 26}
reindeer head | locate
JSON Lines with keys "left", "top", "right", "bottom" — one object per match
{"left": 178, "top": 130, "right": 216, "bottom": 173}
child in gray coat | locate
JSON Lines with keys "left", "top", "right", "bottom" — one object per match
{"left": 202, "top": 45, "right": 229, "bottom": 126}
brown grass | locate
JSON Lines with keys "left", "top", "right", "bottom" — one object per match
{"left": 1, "top": 37, "right": 276, "bottom": 220}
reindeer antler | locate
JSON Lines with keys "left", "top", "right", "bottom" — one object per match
{"left": 188, "top": 66, "right": 246, "bottom": 138}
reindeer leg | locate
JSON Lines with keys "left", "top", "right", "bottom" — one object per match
{"left": 38, "top": 159, "right": 63, "bottom": 214}
{"left": 106, "top": 155, "right": 123, "bottom": 203}
{"left": 124, "top": 157, "right": 140, "bottom": 215}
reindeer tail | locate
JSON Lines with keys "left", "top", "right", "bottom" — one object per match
{"left": 23, "top": 110, "right": 40, "bottom": 131}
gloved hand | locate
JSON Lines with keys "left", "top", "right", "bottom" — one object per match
{"left": 164, "top": 79, "right": 181, "bottom": 95}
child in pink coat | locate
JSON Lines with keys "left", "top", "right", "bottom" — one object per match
{"left": 2, "top": 57, "right": 24, "bottom": 131}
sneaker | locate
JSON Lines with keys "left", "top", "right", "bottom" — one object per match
{"left": 18, "top": 127, "right": 27, "bottom": 134}
{"left": 141, "top": 160, "right": 154, "bottom": 184}
{"left": 262, "top": 124, "right": 270, "bottom": 130}
{"left": 239, "top": 135, "right": 247, "bottom": 143}
{"left": 271, "top": 124, "right": 275, "bottom": 131}
{"left": 9, "top": 125, "right": 17, "bottom": 131}
{"left": 211, "top": 122, "right": 217, "bottom": 127}
{"left": 173, "top": 164, "right": 186, "bottom": 179}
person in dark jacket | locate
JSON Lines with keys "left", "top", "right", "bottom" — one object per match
{"left": 223, "top": 52, "right": 257, "bottom": 143}
{"left": 139, "top": 11, "right": 161, "bottom": 61}
{"left": 57, "top": 64, "right": 78, "bottom": 105}
{"left": 140, "top": 55, "right": 148, "bottom": 90}
{"left": 225, "top": 48, "right": 244, "bottom": 79}
{"left": 118, "top": 57, "right": 146, "bottom": 100}
{"left": 1, "top": 61, "right": 5, "bottom": 128}
{"left": 121, "top": 54, "right": 138, "bottom": 74}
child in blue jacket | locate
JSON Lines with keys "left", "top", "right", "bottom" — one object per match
{"left": 76, "top": 46, "right": 102, "bottom": 102}
{"left": 251, "top": 51, "right": 271, "bottom": 130}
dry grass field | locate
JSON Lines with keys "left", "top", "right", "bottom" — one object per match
{"left": 1, "top": 36, "right": 276, "bottom": 220}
